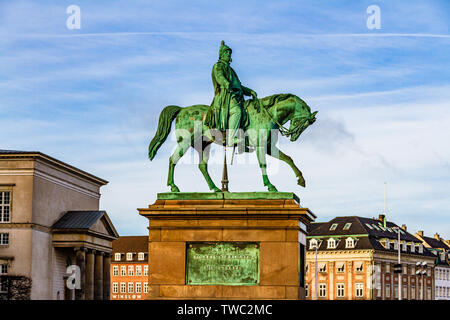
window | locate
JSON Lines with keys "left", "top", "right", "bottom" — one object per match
{"left": 0, "top": 191, "right": 11, "bottom": 223}
{"left": 418, "top": 244, "right": 423, "bottom": 253}
{"left": 0, "top": 279, "right": 6, "bottom": 293}
{"left": 305, "top": 264, "right": 309, "bottom": 274}
{"left": 336, "top": 262, "right": 345, "bottom": 273}
{"left": 355, "top": 283, "right": 364, "bottom": 298}
{"left": 402, "top": 242, "right": 407, "bottom": 252}
{"left": 427, "top": 287, "right": 431, "bottom": 300}
{"left": 120, "top": 266, "right": 126, "bottom": 276}
{"left": 120, "top": 282, "right": 126, "bottom": 293}
{"left": 365, "top": 223, "right": 373, "bottom": 230}
{"left": 136, "top": 282, "right": 142, "bottom": 293}
{"left": 144, "top": 265, "right": 148, "bottom": 276}
{"left": 318, "top": 263, "right": 327, "bottom": 273}
{"left": 378, "top": 224, "right": 386, "bottom": 231}
{"left": 327, "top": 238, "right": 336, "bottom": 249}
{"left": 385, "top": 283, "right": 391, "bottom": 298}
{"left": 305, "top": 284, "right": 309, "bottom": 297}
{"left": 386, "top": 227, "right": 393, "bottom": 233}
{"left": 128, "top": 282, "right": 134, "bottom": 293}
{"left": 309, "top": 239, "right": 318, "bottom": 250}
{"left": 410, "top": 243, "right": 415, "bottom": 253}
{"left": 0, "top": 264, "right": 8, "bottom": 274}
{"left": 126, "top": 253, "right": 133, "bottom": 261}
{"left": 112, "top": 282, "right": 118, "bottom": 293}
{"left": 411, "top": 286, "right": 415, "bottom": 299}
{"left": 385, "top": 264, "right": 390, "bottom": 273}
{"left": 113, "top": 266, "right": 119, "bottom": 276}
{"left": 337, "top": 283, "right": 345, "bottom": 298}
{"left": 128, "top": 265, "right": 134, "bottom": 276}
{"left": 138, "top": 252, "right": 145, "bottom": 261}
{"left": 345, "top": 237, "right": 355, "bottom": 248}
{"left": 394, "top": 284, "right": 398, "bottom": 298}
{"left": 372, "top": 224, "right": 380, "bottom": 231}
{"left": 355, "top": 262, "right": 363, "bottom": 273}
{"left": 318, "top": 283, "right": 327, "bottom": 298}
{"left": 0, "top": 233, "right": 9, "bottom": 245}
{"left": 403, "top": 285, "right": 407, "bottom": 299}
{"left": 343, "top": 223, "right": 352, "bottom": 230}
{"left": 114, "top": 253, "right": 121, "bottom": 261}
{"left": 136, "top": 265, "right": 142, "bottom": 276}
{"left": 329, "top": 223, "right": 338, "bottom": 231}
{"left": 143, "top": 282, "right": 148, "bottom": 294}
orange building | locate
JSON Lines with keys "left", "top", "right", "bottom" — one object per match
{"left": 110, "top": 236, "right": 148, "bottom": 300}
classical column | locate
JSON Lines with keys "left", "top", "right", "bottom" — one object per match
{"left": 329, "top": 262, "right": 334, "bottom": 300}
{"left": 85, "top": 249, "right": 95, "bottom": 300}
{"left": 75, "top": 247, "right": 86, "bottom": 300}
{"left": 95, "top": 252, "right": 104, "bottom": 300}
{"left": 103, "top": 253, "right": 111, "bottom": 300}
{"left": 380, "top": 262, "right": 385, "bottom": 300}
{"left": 347, "top": 261, "right": 353, "bottom": 300}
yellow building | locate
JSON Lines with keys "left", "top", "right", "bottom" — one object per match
{"left": 306, "top": 215, "right": 435, "bottom": 300}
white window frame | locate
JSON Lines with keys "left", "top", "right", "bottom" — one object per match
{"left": 327, "top": 238, "right": 336, "bottom": 249}
{"left": 336, "top": 283, "right": 345, "bottom": 298}
{"left": 136, "top": 282, "right": 142, "bottom": 293}
{"left": 329, "top": 223, "right": 338, "bottom": 231}
{"left": 143, "top": 282, "right": 148, "bottom": 294}
{"left": 113, "top": 266, "right": 119, "bottom": 276}
{"left": 345, "top": 237, "right": 354, "bottom": 248}
{"left": 128, "top": 265, "right": 134, "bottom": 276}
{"left": 309, "top": 239, "right": 318, "bottom": 250}
{"left": 112, "top": 282, "right": 118, "bottom": 294}
{"left": 0, "top": 264, "right": 8, "bottom": 274}
{"left": 343, "top": 223, "right": 352, "bottom": 230}
{"left": 355, "top": 283, "right": 364, "bottom": 298}
{"left": 144, "top": 265, "right": 148, "bottom": 276}
{"left": 128, "top": 282, "right": 134, "bottom": 293}
{"left": 0, "top": 190, "right": 12, "bottom": 223}
{"left": 318, "top": 283, "right": 327, "bottom": 298}
{"left": 126, "top": 252, "right": 133, "bottom": 261}
{"left": 114, "top": 253, "right": 121, "bottom": 261}
{"left": 136, "top": 265, "right": 142, "bottom": 276}
{"left": 120, "top": 266, "right": 126, "bottom": 276}
{"left": 120, "top": 282, "right": 126, "bottom": 293}
{"left": 0, "top": 233, "right": 9, "bottom": 245}
{"left": 138, "top": 252, "right": 145, "bottom": 261}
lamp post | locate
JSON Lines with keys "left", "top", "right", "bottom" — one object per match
{"left": 393, "top": 226, "right": 402, "bottom": 300}
{"left": 416, "top": 261, "right": 428, "bottom": 300}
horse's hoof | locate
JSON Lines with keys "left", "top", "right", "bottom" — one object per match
{"left": 170, "top": 185, "right": 180, "bottom": 192}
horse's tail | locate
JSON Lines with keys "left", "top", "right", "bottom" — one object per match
{"left": 148, "top": 105, "right": 182, "bottom": 161}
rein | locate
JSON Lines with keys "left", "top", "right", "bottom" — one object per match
{"left": 253, "top": 98, "right": 297, "bottom": 137}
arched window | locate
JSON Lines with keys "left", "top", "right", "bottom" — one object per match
{"left": 327, "top": 238, "right": 336, "bottom": 249}
{"left": 309, "top": 239, "right": 318, "bottom": 250}
{"left": 345, "top": 237, "right": 355, "bottom": 248}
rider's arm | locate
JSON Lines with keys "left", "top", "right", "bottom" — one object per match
{"left": 213, "top": 63, "right": 230, "bottom": 91}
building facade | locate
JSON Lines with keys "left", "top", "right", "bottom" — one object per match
{"left": 414, "top": 231, "right": 450, "bottom": 300}
{"left": 305, "top": 215, "right": 435, "bottom": 300}
{"left": 0, "top": 150, "right": 118, "bottom": 300}
{"left": 111, "top": 236, "right": 148, "bottom": 300}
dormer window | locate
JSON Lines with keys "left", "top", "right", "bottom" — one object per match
{"left": 309, "top": 239, "right": 319, "bottom": 250}
{"left": 327, "top": 238, "right": 337, "bottom": 249}
{"left": 343, "top": 223, "right": 352, "bottom": 230}
{"left": 402, "top": 242, "right": 407, "bottom": 252}
{"left": 393, "top": 241, "right": 398, "bottom": 250}
{"left": 114, "top": 253, "right": 121, "bottom": 261}
{"left": 329, "top": 223, "right": 338, "bottom": 231}
{"left": 372, "top": 224, "right": 380, "bottom": 231}
{"left": 418, "top": 244, "right": 423, "bottom": 254}
{"left": 410, "top": 243, "right": 415, "bottom": 253}
{"left": 365, "top": 223, "right": 373, "bottom": 230}
{"left": 138, "top": 252, "right": 145, "bottom": 261}
{"left": 126, "top": 252, "right": 133, "bottom": 261}
{"left": 345, "top": 237, "right": 355, "bottom": 248}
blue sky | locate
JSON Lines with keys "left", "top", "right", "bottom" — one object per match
{"left": 1, "top": 1, "right": 449, "bottom": 239}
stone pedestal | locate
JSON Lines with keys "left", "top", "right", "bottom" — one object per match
{"left": 138, "top": 192, "right": 315, "bottom": 300}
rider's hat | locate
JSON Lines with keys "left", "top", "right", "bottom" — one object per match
{"left": 219, "top": 40, "right": 232, "bottom": 58}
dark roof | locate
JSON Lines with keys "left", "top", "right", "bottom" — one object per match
{"left": 307, "top": 216, "right": 434, "bottom": 257}
{"left": 52, "top": 211, "right": 105, "bottom": 229}
{"left": 420, "top": 235, "right": 450, "bottom": 250}
{"left": 0, "top": 149, "right": 37, "bottom": 154}
{"left": 112, "top": 236, "right": 148, "bottom": 262}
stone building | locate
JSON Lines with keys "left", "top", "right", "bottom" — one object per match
{"left": 305, "top": 215, "right": 435, "bottom": 300}
{"left": 414, "top": 231, "right": 450, "bottom": 300}
{"left": 0, "top": 150, "right": 118, "bottom": 300}
{"left": 110, "top": 236, "right": 149, "bottom": 300}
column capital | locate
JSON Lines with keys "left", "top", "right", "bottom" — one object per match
{"left": 96, "top": 251, "right": 105, "bottom": 257}
{"left": 74, "top": 247, "right": 87, "bottom": 252}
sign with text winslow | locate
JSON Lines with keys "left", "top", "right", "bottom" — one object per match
{"left": 186, "top": 242, "right": 260, "bottom": 285}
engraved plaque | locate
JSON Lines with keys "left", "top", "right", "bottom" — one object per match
{"left": 186, "top": 242, "right": 259, "bottom": 285}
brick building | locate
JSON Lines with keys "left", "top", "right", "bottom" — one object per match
{"left": 305, "top": 215, "right": 435, "bottom": 300}
{"left": 111, "top": 236, "right": 148, "bottom": 300}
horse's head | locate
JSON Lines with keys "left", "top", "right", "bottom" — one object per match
{"left": 288, "top": 97, "right": 318, "bottom": 142}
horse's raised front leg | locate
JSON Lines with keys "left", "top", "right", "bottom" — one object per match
{"left": 256, "top": 146, "right": 278, "bottom": 192}
{"left": 167, "top": 142, "right": 190, "bottom": 192}
{"left": 268, "top": 146, "right": 306, "bottom": 187}
{"left": 197, "top": 143, "right": 221, "bottom": 192}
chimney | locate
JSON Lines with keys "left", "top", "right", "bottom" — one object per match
{"left": 434, "top": 233, "right": 440, "bottom": 240}
{"left": 417, "top": 230, "right": 424, "bottom": 237}
{"left": 378, "top": 214, "right": 385, "bottom": 223}
{"left": 401, "top": 224, "right": 407, "bottom": 231}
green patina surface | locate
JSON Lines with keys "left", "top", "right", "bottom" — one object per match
{"left": 157, "top": 191, "right": 299, "bottom": 203}
{"left": 186, "top": 242, "right": 260, "bottom": 285}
